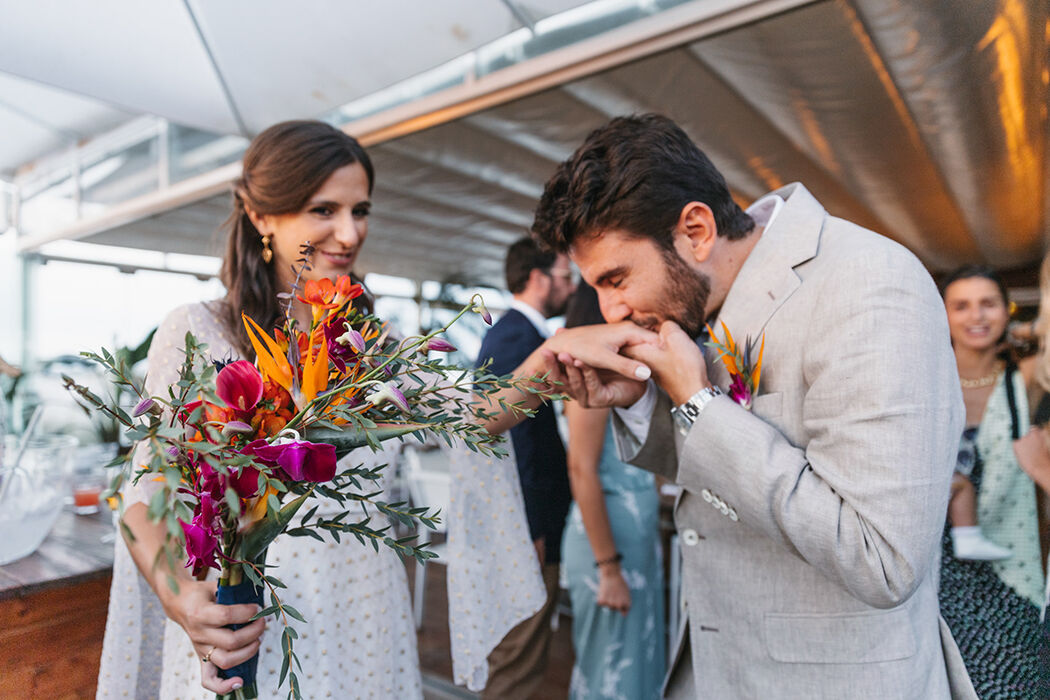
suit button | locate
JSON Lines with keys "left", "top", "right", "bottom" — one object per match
{"left": 701, "top": 489, "right": 713, "bottom": 503}
{"left": 728, "top": 508, "right": 738, "bottom": 522}
{"left": 719, "top": 503, "right": 730, "bottom": 516}
{"left": 682, "top": 529, "right": 700, "bottom": 546}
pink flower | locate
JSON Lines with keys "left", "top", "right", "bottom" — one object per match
{"left": 425, "top": 338, "right": 457, "bottom": 353}
{"left": 365, "top": 381, "right": 410, "bottom": 413}
{"left": 216, "top": 360, "right": 263, "bottom": 413}
{"left": 180, "top": 518, "right": 219, "bottom": 576}
{"left": 229, "top": 465, "right": 262, "bottom": 499}
{"left": 241, "top": 438, "right": 337, "bottom": 483}
{"left": 728, "top": 374, "right": 752, "bottom": 410}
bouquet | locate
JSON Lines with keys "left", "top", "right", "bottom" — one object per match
{"left": 66, "top": 244, "right": 550, "bottom": 699}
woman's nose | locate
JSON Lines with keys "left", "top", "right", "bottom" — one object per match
{"left": 334, "top": 212, "right": 363, "bottom": 247}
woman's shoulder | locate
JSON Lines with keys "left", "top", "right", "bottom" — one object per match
{"left": 152, "top": 299, "right": 236, "bottom": 357}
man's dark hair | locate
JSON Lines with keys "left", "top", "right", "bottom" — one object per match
{"left": 505, "top": 236, "right": 557, "bottom": 294}
{"left": 532, "top": 113, "right": 754, "bottom": 253}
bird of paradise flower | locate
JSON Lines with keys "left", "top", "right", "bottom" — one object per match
{"left": 705, "top": 321, "right": 764, "bottom": 410}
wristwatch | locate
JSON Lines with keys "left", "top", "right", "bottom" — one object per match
{"left": 671, "top": 386, "right": 724, "bottom": 436}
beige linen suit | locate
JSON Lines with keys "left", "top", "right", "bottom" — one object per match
{"left": 616, "top": 183, "right": 976, "bottom": 699}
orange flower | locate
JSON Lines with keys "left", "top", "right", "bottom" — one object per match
{"left": 334, "top": 276, "right": 364, "bottom": 306}
{"left": 243, "top": 314, "right": 295, "bottom": 393}
{"left": 297, "top": 279, "right": 341, "bottom": 324}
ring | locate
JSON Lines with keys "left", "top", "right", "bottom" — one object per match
{"left": 202, "top": 646, "right": 216, "bottom": 664}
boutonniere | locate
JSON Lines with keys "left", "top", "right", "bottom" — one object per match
{"left": 705, "top": 321, "right": 765, "bottom": 410}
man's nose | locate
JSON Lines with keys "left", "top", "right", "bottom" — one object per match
{"left": 599, "top": 293, "right": 630, "bottom": 323}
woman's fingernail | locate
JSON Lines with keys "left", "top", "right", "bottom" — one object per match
{"left": 634, "top": 365, "right": 652, "bottom": 380}
{"left": 232, "top": 682, "right": 243, "bottom": 690}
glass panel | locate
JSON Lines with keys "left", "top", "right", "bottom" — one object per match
{"left": 169, "top": 124, "right": 247, "bottom": 183}
{"left": 80, "top": 138, "right": 160, "bottom": 213}
{"left": 18, "top": 167, "right": 77, "bottom": 236}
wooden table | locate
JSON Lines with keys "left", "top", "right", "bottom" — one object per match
{"left": 0, "top": 509, "right": 115, "bottom": 699}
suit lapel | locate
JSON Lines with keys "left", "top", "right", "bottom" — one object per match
{"left": 706, "top": 183, "right": 826, "bottom": 383}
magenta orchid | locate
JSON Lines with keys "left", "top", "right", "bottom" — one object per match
{"left": 241, "top": 432, "right": 337, "bottom": 483}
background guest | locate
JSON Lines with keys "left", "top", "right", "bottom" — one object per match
{"left": 475, "top": 237, "right": 575, "bottom": 699}
{"left": 560, "top": 282, "right": 665, "bottom": 699}
{"left": 938, "top": 264, "right": 1049, "bottom": 698}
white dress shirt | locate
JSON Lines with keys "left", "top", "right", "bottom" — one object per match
{"left": 509, "top": 298, "right": 551, "bottom": 338}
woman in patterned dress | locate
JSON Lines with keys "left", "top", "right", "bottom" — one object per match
{"left": 560, "top": 282, "right": 665, "bottom": 699}
{"left": 939, "top": 265, "right": 1049, "bottom": 699}
{"left": 96, "top": 121, "right": 422, "bottom": 699}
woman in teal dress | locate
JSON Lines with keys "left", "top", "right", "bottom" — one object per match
{"left": 561, "top": 283, "right": 665, "bottom": 700}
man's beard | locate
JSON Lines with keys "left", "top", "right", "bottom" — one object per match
{"left": 543, "top": 289, "right": 570, "bottom": 318}
{"left": 629, "top": 249, "right": 710, "bottom": 338}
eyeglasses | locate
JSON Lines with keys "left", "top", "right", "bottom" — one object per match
{"left": 546, "top": 268, "right": 577, "bottom": 283}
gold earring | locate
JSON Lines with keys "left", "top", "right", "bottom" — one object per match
{"left": 261, "top": 234, "right": 273, "bottom": 263}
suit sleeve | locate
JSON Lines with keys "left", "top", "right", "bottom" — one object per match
{"left": 635, "top": 249, "right": 962, "bottom": 608}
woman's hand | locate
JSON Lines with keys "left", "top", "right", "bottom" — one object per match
{"left": 1013, "top": 427, "right": 1050, "bottom": 494}
{"left": 160, "top": 578, "right": 265, "bottom": 694}
{"left": 596, "top": 566, "right": 631, "bottom": 616}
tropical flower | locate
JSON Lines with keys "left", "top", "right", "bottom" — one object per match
{"left": 365, "top": 381, "right": 410, "bottom": 413}
{"left": 216, "top": 360, "right": 264, "bottom": 413}
{"left": 241, "top": 435, "right": 337, "bottom": 483}
{"left": 425, "top": 338, "right": 457, "bottom": 353}
{"left": 705, "top": 321, "right": 764, "bottom": 411}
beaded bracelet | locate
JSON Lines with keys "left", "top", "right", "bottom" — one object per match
{"left": 594, "top": 552, "right": 623, "bottom": 568}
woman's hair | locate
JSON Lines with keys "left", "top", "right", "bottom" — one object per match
{"left": 940, "top": 264, "right": 1010, "bottom": 306}
{"left": 564, "top": 282, "right": 605, "bottom": 329}
{"left": 218, "top": 120, "right": 375, "bottom": 358}
{"left": 940, "top": 263, "right": 1013, "bottom": 359}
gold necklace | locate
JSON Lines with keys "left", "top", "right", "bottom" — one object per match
{"left": 960, "top": 365, "right": 1001, "bottom": 389}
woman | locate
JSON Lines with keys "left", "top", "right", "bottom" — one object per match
{"left": 560, "top": 282, "right": 665, "bottom": 700}
{"left": 95, "top": 121, "right": 423, "bottom": 699}
{"left": 939, "top": 264, "right": 1049, "bottom": 698}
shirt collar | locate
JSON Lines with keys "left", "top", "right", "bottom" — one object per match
{"left": 509, "top": 298, "right": 550, "bottom": 338}
{"left": 746, "top": 192, "right": 785, "bottom": 231}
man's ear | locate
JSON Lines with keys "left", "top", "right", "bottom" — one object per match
{"left": 676, "top": 202, "right": 717, "bottom": 263}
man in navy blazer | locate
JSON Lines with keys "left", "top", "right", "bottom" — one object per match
{"left": 476, "top": 237, "right": 576, "bottom": 699}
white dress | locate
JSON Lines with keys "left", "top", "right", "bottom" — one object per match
{"left": 96, "top": 301, "right": 422, "bottom": 700}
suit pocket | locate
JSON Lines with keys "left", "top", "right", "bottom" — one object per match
{"left": 764, "top": 607, "right": 917, "bottom": 664}
{"left": 751, "top": 391, "right": 783, "bottom": 418}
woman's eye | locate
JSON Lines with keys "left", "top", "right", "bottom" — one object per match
{"left": 352, "top": 207, "right": 371, "bottom": 219}
{"left": 311, "top": 206, "right": 333, "bottom": 216}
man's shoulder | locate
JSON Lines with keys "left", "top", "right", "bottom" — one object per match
{"left": 810, "top": 217, "right": 930, "bottom": 286}
{"left": 476, "top": 309, "right": 542, "bottom": 370}
{"left": 482, "top": 309, "right": 540, "bottom": 344}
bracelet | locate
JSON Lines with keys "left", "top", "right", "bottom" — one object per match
{"left": 594, "top": 552, "right": 623, "bottom": 569}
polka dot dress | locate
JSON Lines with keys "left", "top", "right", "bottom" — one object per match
{"left": 940, "top": 415, "right": 1050, "bottom": 698}
{"left": 96, "top": 301, "right": 422, "bottom": 700}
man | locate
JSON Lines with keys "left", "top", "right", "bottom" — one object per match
{"left": 483, "top": 115, "right": 975, "bottom": 698}
{"left": 474, "top": 237, "right": 576, "bottom": 699}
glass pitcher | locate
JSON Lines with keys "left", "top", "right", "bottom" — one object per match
{"left": 0, "top": 435, "right": 76, "bottom": 566}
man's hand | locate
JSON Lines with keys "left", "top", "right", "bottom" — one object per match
{"left": 623, "top": 321, "right": 710, "bottom": 405}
